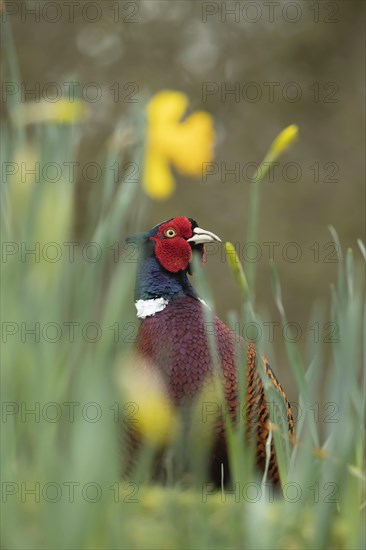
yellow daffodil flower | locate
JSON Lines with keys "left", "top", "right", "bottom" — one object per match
{"left": 252, "top": 124, "right": 299, "bottom": 183}
{"left": 117, "top": 356, "right": 179, "bottom": 446}
{"left": 269, "top": 124, "right": 298, "bottom": 157}
{"left": 143, "top": 90, "right": 215, "bottom": 200}
{"left": 15, "top": 99, "right": 86, "bottom": 126}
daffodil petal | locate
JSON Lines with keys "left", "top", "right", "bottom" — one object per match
{"left": 149, "top": 113, "right": 215, "bottom": 176}
{"left": 146, "top": 90, "right": 188, "bottom": 124}
{"left": 170, "top": 111, "right": 215, "bottom": 175}
{"left": 143, "top": 146, "right": 175, "bottom": 200}
{"left": 143, "top": 90, "right": 215, "bottom": 200}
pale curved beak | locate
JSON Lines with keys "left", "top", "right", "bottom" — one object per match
{"left": 187, "top": 227, "right": 222, "bottom": 245}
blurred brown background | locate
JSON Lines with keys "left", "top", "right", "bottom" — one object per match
{"left": 3, "top": 0, "right": 365, "bottom": 397}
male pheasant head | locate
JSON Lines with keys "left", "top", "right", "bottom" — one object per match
{"left": 126, "top": 217, "right": 221, "bottom": 317}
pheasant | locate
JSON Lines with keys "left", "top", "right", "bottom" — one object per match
{"left": 126, "top": 216, "right": 294, "bottom": 485}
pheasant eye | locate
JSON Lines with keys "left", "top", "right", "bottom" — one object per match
{"left": 164, "top": 228, "right": 177, "bottom": 238}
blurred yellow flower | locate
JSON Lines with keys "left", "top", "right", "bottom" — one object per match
{"left": 117, "top": 356, "right": 179, "bottom": 446}
{"left": 269, "top": 124, "right": 298, "bottom": 157}
{"left": 135, "top": 392, "right": 177, "bottom": 446}
{"left": 143, "top": 90, "right": 215, "bottom": 200}
{"left": 16, "top": 99, "right": 86, "bottom": 126}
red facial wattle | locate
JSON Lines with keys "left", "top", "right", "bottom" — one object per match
{"left": 150, "top": 217, "right": 193, "bottom": 273}
{"left": 153, "top": 238, "right": 192, "bottom": 273}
